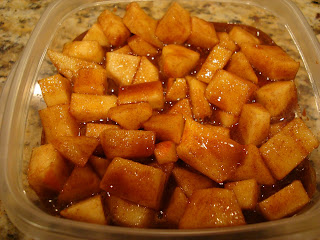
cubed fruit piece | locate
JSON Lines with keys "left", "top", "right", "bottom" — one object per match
{"left": 154, "top": 141, "right": 178, "bottom": 164}
{"left": 186, "top": 16, "right": 219, "bottom": 48}
{"left": 237, "top": 103, "right": 271, "bottom": 145}
{"left": 205, "top": 70, "right": 258, "bottom": 116}
{"left": 167, "top": 98, "right": 193, "bottom": 120}
{"left": 127, "top": 35, "right": 158, "bottom": 57}
{"left": 100, "top": 157, "right": 166, "bottom": 209}
{"left": 73, "top": 68, "right": 107, "bottom": 95}
{"left": 165, "top": 78, "right": 187, "bottom": 102}
{"left": 113, "top": 45, "right": 132, "bottom": 54}
{"left": 172, "top": 166, "right": 216, "bottom": 198}
{"left": 155, "top": 2, "right": 191, "bottom": 44}
{"left": 117, "top": 81, "right": 165, "bottom": 109}
{"left": 226, "top": 51, "right": 258, "bottom": 84}
{"left": 197, "top": 44, "right": 233, "bottom": 83}
{"left": 62, "top": 40, "right": 105, "bottom": 63}
{"left": 260, "top": 118, "right": 319, "bottom": 180}
{"left": 165, "top": 187, "right": 188, "bottom": 226}
{"left": 106, "top": 195, "right": 155, "bottom": 228}
{"left": 225, "top": 179, "right": 259, "bottom": 210}
{"left": 70, "top": 93, "right": 117, "bottom": 122}
{"left": 51, "top": 136, "right": 99, "bottom": 167}
{"left": 100, "top": 129, "right": 155, "bottom": 159}
{"left": 58, "top": 165, "right": 101, "bottom": 204}
{"left": 258, "top": 180, "right": 310, "bottom": 220}
{"left": 39, "top": 104, "right": 79, "bottom": 143}
{"left": 143, "top": 113, "right": 185, "bottom": 144}
{"left": 241, "top": 43, "right": 300, "bottom": 80}
{"left": 133, "top": 56, "right": 159, "bottom": 84}
{"left": 229, "top": 26, "right": 261, "bottom": 47}
{"left": 47, "top": 50, "right": 103, "bottom": 81}
{"left": 123, "top": 2, "right": 163, "bottom": 48}
{"left": 82, "top": 23, "right": 110, "bottom": 47}
{"left": 60, "top": 195, "right": 107, "bottom": 225}
{"left": 216, "top": 32, "right": 237, "bottom": 52}
{"left": 179, "top": 188, "right": 246, "bottom": 229}
{"left": 148, "top": 162, "right": 174, "bottom": 185}
{"left": 213, "top": 110, "right": 239, "bottom": 128}
{"left": 186, "top": 76, "right": 212, "bottom": 121}
{"left": 203, "top": 125, "right": 230, "bottom": 138}
{"left": 107, "top": 102, "right": 153, "bottom": 130}
{"left": 28, "top": 144, "right": 70, "bottom": 199}
{"left": 177, "top": 118, "right": 244, "bottom": 183}
{"left": 88, "top": 155, "right": 111, "bottom": 178}
{"left": 255, "top": 80, "right": 298, "bottom": 117}
{"left": 38, "top": 74, "right": 72, "bottom": 107}
{"left": 160, "top": 44, "right": 200, "bottom": 78}
{"left": 85, "top": 123, "right": 120, "bottom": 139}
{"left": 269, "top": 121, "right": 288, "bottom": 138}
{"left": 97, "top": 9, "right": 130, "bottom": 47}
{"left": 230, "top": 144, "right": 275, "bottom": 185}
{"left": 106, "top": 52, "right": 141, "bottom": 86}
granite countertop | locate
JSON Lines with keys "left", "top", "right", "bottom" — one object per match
{"left": 1, "top": 0, "right": 320, "bottom": 239}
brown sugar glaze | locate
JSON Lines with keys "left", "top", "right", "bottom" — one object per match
{"left": 40, "top": 22, "right": 316, "bottom": 227}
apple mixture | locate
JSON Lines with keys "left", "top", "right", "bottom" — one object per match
{"left": 27, "top": 1, "right": 319, "bottom": 229}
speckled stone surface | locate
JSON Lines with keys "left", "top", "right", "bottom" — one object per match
{"left": 1, "top": 0, "right": 320, "bottom": 239}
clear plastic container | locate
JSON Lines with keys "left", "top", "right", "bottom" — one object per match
{"left": 1, "top": 0, "right": 320, "bottom": 239}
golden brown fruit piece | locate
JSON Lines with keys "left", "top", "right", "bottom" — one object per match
{"left": 217, "top": 32, "right": 237, "bottom": 52}
{"left": 229, "top": 26, "right": 261, "bottom": 47}
{"left": 88, "top": 156, "right": 111, "bottom": 179}
{"left": 28, "top": 144, "right": 70, "bottom": 199}
{"left": 133, "top": 56, "right": 159, "bottom": 84}
{"left": 154, "top": 141, "right": 178, "bottom": 165}
{"left": 100, "top": 157, "right": 166, "bottom": 210}
{"left": 60, "top": 195, "right": 107, "bottom": 225}
{"left": 165, "top": 77, "right": 188, "bottom": 102}
{"left": 82, "top": 23, "right": 110, "bottom": 47}
{"left": 179, "top": 188, "right": 246, "bottom": 229}
{"left": 165, "top": 187, "right": 188, "bottom": 226}
{"left": 73, "top": 68, "right": 107, "bottom": 95}
{"left": 167, "top": 98, "right": 193, "bottom": 120}
{"left": 100, "top": 129, "right": 155, "bottom": 159}
{"left": 212, "top": 110, "right": 239, "bottom": 128}
{"left": 127, "top": 35, "right": 158, "bottom": 57}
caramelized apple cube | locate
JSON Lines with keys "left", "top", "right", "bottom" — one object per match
{"left": 229, "top": 26, "right": 261, "bottom": 47}
{"left": 255, "top": 80, "right": 298, "bottom": 117}
{"left": 133, "top": 56, "right": 159, "bottom": 84}
{"left": 197, "top": 44, "right": 233, "bottom": 83}
{"left": 117, "top": 81, "right": 165, "bottom": 109}
{"left": 38, "top": 74, "right": 72, "bottom": 107}
{"left": 226, "top": 51, "right": 258, "bottom": 84}
{"left": 154, "top": 141, "right": 178, "bottom": 164}
{"left": 62, "top": 40, "right": 105, "bottom": 63}
{"left": 83, "top": 23, "right": 110, "bottom": 47}
{"left": 155, "top": 2, "right": 191, "bottom": 44}
{"left": 47, "top": 50, "right": 103, "bottom": 81}
{"left": 85, "top": 123, "right": 120, "bottom": 139}
{"left": 39, "top": 104, "right": 79, "bottom": 143}
{"left": 179, "top": 188, "right": 245, "bottom": 229}
{"left": 100, "top": 129, "right": 155, "bottom": 159}
{"left": 106, "top": 52, "right": 141, "bottom": 86}
{"left": 88, "top": 156, "right": 111, "bottom": 179}
{"left": 167, "top": 98, "right": 193, "bottom": 120}
{"left": 165, "top": 77, "right": 187, "bottom": 102}
{"left": 70, "top": 93, "right": 117, "bottom": 122}
{"left": 73, "top": 68, "right": 107, "bottom": 95}
{"left": 165, "top": 187, "right": 188, "bottom": 226}
{"left": 128, "top": 35, "right": 158, "bottom": 57}
{"left": 160, "top": 44, "right": 200, "bottom": 78}
{"left": 58, "top": 165, "right": 101, "bottom": 204}
{"left": 28, "top": 144, "right": 70, "bottom": 198}
{"left": 241, "top": 43, "right": 300, "bottom": 80}
{"left": 237, "top": 103, "right": 271, "bottom": 145}
{"left": 100, "top": 157, "right": 166, "bottom": 209}
{"left": 107, "top": 102, "right": 153, "bottom": 130}
{"left": 97, "top": 9, "right": 130, "bottom": 47}
{"left": 143, "top": 113, "right": 185, "bottom": 144}
{"left": 106, "top": 195, "right": 155, "bottom": 228}
{"left": 203, "top": 125, "right": 230, "bottom": 138}
{"left": 177, "top": 118, "right": 244, "bottom": 182}
{"left": 217, "top": 32, "right": 237, "bottom": 52}
{"left": 258, "top": 180, "right": 310, "bottom": 220}
{"left": 225, "top": 179, "right": 259, "bottom": 210}
{"left": 230, "top": 144, "right": 275, "bottom": 185}
{"left": 113, "top": 45, "right": 132, "bottom": 54}
{"left": 213, "top": 109, "right": 239, "bottom": 128}
{"left": 51, "top": 136, "right": 99, "bottom": 167}
{"left": 186, "top": 16, "right": 219, "bottom": 48}
{"left": 60, "top": 195, "right": 107, "bottom": 225}
{"left": 123, "top": 2, "right": 163, "bottom": 48}
{"left": 260, "top": 118, "right": 319, "bottom": 180}
{"left": 172, "top": 166, "right": 216, "bottom": 198}
{"left": 205, "top": 70, "right": 258, "bottom": 115}
{"left": 186, "top": 76, "right": 212, "bottom": 120}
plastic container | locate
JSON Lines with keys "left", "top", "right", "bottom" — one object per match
{"left": 1, "top": 0, "right": 320, "bottom": 239}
